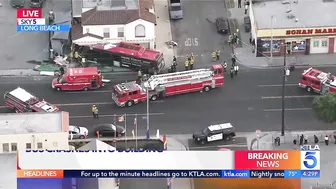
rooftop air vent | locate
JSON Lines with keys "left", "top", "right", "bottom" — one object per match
{"left": 286, "top": 9, "right": 292, "bottom": 13}
{"left": 282, "top": 0, "right": 290, "bottom": 4}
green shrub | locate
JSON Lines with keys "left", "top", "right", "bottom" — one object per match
{"left": 313, "top": 93, "right": 336, "bottom": 122}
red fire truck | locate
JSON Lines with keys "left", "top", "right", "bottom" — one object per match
{"left": 52, "top": 67, "right": 104, "bottom": 91}
{"left": 299, "top": 67, "right": 336, "bottom": 94}
{"left": 83, "top": 42, "right": 165, "bottom": 74}
{"left": 4, "top": 87, "right": 58, "bottom": 113}
{"left": 112, "top": 64, "right": 225, "bottom": 107}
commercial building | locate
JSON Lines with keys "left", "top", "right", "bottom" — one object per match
{"left": 0, "top": 111, "right": 70, "bottom": 189}
{"left": 0, "top": 111, "right": 70, "bottom": 152}
{"left": 249, "top": 0, "right": 336, "bottom": 57}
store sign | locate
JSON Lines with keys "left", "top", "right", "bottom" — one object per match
{"left": 286, "top": 28, "right": 336, "bottom": 35}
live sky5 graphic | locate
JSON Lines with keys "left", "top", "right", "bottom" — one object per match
{"left": 300, "top": 145, "right": 320, "bottom": 170}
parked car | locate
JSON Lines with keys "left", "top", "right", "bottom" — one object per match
{"left": 69, "top": 125, "right": 88, "bottom": 139}
{"left": 94, "top": 124, "right": 126, "bottom": 137}
{"left": 11, "top": 0, "right": 25, "bottom": 8}
{"left": 193, "top": 123, "right": 236, "bottom": 144}
{"left": 215, "top": 17, "right": 229, "bottom": 34}
{"left": 29, "top": 0, "right": 44, "bottom": 7}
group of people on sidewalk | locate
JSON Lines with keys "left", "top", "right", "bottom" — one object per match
{"left": 292, "top": 134, "right": 336, "bottom": 146}
{"left": 237, "top": 0, "right": 250, "bottom": 14}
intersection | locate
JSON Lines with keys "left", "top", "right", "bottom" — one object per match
{"left": 0, "top": 67, "right": 334, "bottom": 138}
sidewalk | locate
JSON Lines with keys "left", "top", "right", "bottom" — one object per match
{"left": 251, "top": 130, "right": 336, "bottom": 188}
{"left": 228, "top": 0, "right": 336, "bottom": 69}
{"left": 154, "top": 0, "right": 175, "bottom": 72}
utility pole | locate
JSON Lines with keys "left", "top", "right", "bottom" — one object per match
{"left": 281, "top": 44, "right": 286, "bottom": 136}
{"left": 270, "top": 16, "right": 274, "bottom": 61}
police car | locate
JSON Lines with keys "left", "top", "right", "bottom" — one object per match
{"left": 192, "top": 123, "right": 236, "bottom": 144}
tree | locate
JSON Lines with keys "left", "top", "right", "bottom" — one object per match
{"left": 313, "top": 93, "right": 336, "bottom": 122}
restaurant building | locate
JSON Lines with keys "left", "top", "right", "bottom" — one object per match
{"left": 249, "top": 0, "right": 336, "bottom": 57}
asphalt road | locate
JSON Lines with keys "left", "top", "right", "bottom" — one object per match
{"left": 171, "top": 0, "right": 232, "bottom": 69}
{"left": 0, "top": 67, "right": 335, "bottom": 137}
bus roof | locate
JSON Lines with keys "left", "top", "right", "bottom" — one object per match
{"left": 67, "top": 67, "right": 98, "bottom": 77}
{"left": 92, "top": 42, "right": 162, "bottom": 61}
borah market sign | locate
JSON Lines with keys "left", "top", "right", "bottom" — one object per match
{"left": 286, "top": 28, "right": 336, "bottom": 35}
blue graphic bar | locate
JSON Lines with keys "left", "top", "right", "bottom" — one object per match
{"left": 301, "top": 170, "right": 320, "bottom": 178}
{"left": 64, "top": 170, "right": 223, "bottom": 178}
{"left": 17, "top": 25, "right": 70, "bottom": 32}
{"left": 222, "top": 170, "right": 250, "bottom": 178}
{"left": 284, "top": 170, "right": 301, "bottom": 178}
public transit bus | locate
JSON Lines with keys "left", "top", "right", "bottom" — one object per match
{"left": 81, "top": 42, "right": 165, "bottom": 74}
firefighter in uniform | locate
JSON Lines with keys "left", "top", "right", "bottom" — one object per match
{"left": 223, "top": 61, "right": 227, "bottom": 72}
{"left": 211, "top": 51, "right": 217, "bottom": 62}
{"left": 215, "top": 49, "right": 220, "bottom": 60}
{"left": 94, "top": 107, "right": 99, "bottom": 119}
{"left": 92, "top": 105, "right": 96, "bottom": 118}
{"left": 189, "top": 53, "right": 195, "bottom": 70}
{"left": 184, "top": 59, "right": 189, "bottom": 71}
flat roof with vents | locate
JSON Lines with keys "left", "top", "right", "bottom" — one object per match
{"left": 0, "top": 112, "right": 68, "bottom": 135}
{"left": 252, "top": 0, "right": 336, "bottom": 29}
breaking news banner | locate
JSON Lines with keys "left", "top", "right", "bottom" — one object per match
{"left": 16, "top": 8, "right": 70, "bottom": 32}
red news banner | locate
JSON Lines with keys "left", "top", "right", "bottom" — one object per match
{"left": 234, "top": 150, "right": 301, "bottom": 170}
{"left": 17, "top": 8, "right": 42, "bottom": 18}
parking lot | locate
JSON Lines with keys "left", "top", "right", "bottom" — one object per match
{"left": 171, "top": 0, "right": 232, "bottom": 68}
{"left": 188, "top": 137, "right": 248, "bottom": 151}
{"left": 0, "top": 1, "right": 51, "bottom": 69}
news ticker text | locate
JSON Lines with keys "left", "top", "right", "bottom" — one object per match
{"left": 21, "top": 170, "right": 320, "bottom": 178}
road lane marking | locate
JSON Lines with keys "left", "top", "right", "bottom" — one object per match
{"left": 65, "top": 90, "right": 113, "bottom": 94}
{"left": 70, "top": 112, "right": 164, "bottom": 119}
{"left": 258, "top": 84, "right": 298, "bottom": 87}
{"left": 263, "top": 108, "right": 312, "bottom": 112}
{"left": 261, "top": 95, "right": 316, "bottom": 99}
{"left": 0, "top": 100, "right": 164, "bottom": 109}
{"left": 189, "top": 144, "right": 247, "bottom": 150}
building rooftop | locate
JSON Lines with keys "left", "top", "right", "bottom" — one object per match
{"left": 0, "top": 153, "right": 16, "bottom": 189}
{"left": 0, "top": 112, "right": 68, "bottom": 135}
{"left": 252, "top": 0, "right": 336, "bottom": 29}
{"left": 82, "top": 0, "right": 138, "bottom": 11}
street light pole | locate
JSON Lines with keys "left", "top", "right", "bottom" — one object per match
{"left": 281, "top": 44, "right": 286, "bottom": 136}
{"left": 145, "top": 75, "right": 150, "bottom": 139}
{"left": 270, "top": 16, "right": 274, "bottom": 61}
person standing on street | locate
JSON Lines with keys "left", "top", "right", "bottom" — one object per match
{"left": 173, "top": 56, "right": 177, "bottom": 63}
{"left": 244, "top": 0, "right": 249, "bottom": 15}
{"left": 92, "top": 105, "right": 96, "bottom": 118}
{"left": 325, "top": 135, "right": 329, "bottom": 145}
{"left": 230, "top": 68, "right": 234, "bottom": 79}
{"left": 231, "top": 55, "right": 236, "bottom": 66}
{"left": 215, "top": 49, "right": 220, "bottom": 60}
{"left": 234, "top": 65, "right": 239, "bottom": 75}
{"left": 184, "top": 59, "right": 189, "bottom": 71}
{"left": 211, "top": 51, "right": 217, "bottom": 61}
{"left": 94, "top": 106, "right": 99, "bottom": 119}
{"left": 314, "top": 135, "right": 319, "bottom": 144}
{"left": 228, "top": 35, "right": 233, "bottom": 46}
{"left": 238, "top": 0, "right": 241, "bottom": 8}
{"left": 223, "top": 61, "right": 227, "bottom": 72}
{"left": 189, "top": 53, "right": 195, "bottom": 70}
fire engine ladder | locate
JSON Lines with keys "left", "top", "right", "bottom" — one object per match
{"left": 317, "top": 72, "right": 329, "bottom": 82}
{"left": 146, "top": 69, "right": 212, "bottom": 89}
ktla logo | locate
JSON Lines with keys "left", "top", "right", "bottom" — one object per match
{"left": 300, "top": 148, "right": 320, "bottom": 170}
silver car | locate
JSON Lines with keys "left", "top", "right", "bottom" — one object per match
{"left": 69, "top": 125, "right": 89, "bottom": 139}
